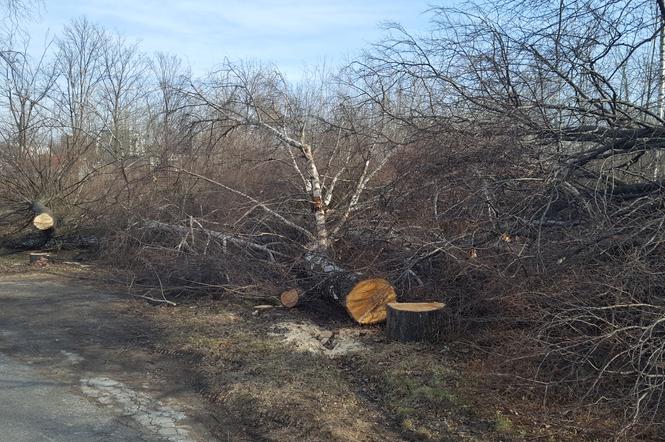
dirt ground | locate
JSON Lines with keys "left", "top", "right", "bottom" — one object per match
{"left": 0, "top": 251, "right": 619, "bottom": 441}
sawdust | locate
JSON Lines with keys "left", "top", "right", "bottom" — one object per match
{"left": 270, "top": 321, "right": 370, "bottom": 357}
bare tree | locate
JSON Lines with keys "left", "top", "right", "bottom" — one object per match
{"left": 146, "top": 52, "right": 193, "bottom": 164}
{"left": 0, "top": 0, "right": 41, "bottom": 21}
{"left": 347, "top": 0, "right": 665, "bottom": 431}
{"left": 54, "top": 17, "right": 106, "bottom": 149}
{"left": 187, "top": 61, "right": 403, "bottom": 255}
{"left": 0, "top": 45, "right": 55, "bottom": 156}
{"left": 98, "top": 33, "right": 148, "bottom": 158}
{"left": 0, "top": 0, "right": 42, "bottom": 66}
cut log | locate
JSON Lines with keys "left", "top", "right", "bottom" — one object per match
{"left": 386, "top": 302, "right": 445, "bottom": 343}
{"left": 52, "top": 234, "right": 99, "bottom": 250}
{"left": 280, "top": 288, "right": 301, "bottom": 308}
{"left": 302, "top": 252, "right": 397, "bottom": 325}
{"left": 2, "top": 232, "right": 96, "bottom": 251}
{"left": 30, "top": 201, "right": 54, "bottom": 231}
{"left": 0, "top": 201, "right": 59, "bottom": 251}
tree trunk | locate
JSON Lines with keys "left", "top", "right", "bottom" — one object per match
{"left": 30, "top": 201, "right": 55, "bottom": 231}
{"left": 655, "top": 4, "right": 665, "bottom": 178}
{"left": 3, "top": 229, "right": 55, "bottom": 250}
{"left": 286, "top": 252, "right": 397, "bottom": 324}
{"left": 0, "top": 201, "right": 55, "bottom": 250}
{"left": 385, "top": 302, "right": 445, "bottom": 343}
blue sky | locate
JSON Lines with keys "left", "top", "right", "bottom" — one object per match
{"left": 24, "top": 0, "right": 443, "bottom": 79}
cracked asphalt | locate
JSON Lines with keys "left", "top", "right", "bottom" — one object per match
{"left": 0, "top": 352, "right": 154, "bottom": 441}
{"left": 0, "top": 272, "right": 220, "bottom": 442}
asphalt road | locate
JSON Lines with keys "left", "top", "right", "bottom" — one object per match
{"left": 0, "top": 273, "right": 219, "bottom": 442}
{"left": 0, "top": 353, "right": 153, "bottom": 442}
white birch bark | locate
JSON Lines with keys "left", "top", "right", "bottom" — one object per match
{"left": 260, "top": 123, "right": 329, "bottom": 251}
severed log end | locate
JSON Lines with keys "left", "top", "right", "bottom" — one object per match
{"left": 280, "top": 288, "right": 301, "bottom": 308}
{"left": 345, "top": 278, "right": 397, "bottom": 325}
{"left": 33, "top": 213, "right": 54, "bottom": 231}
{"left": 30, "top": 202, "right": 54, "bottom": 231}
{"left": 385, "top": 302, "right": 445, "bottom": 343}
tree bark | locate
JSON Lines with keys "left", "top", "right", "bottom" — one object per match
{"left": 288, "top": 252, "right": 397, "bottom": 324}
{"left": 655, "top": 5, "right": 665, "bottom": 178}
{"left": 385, "top": 302, "right": 445, "bottom": 343}
{"left": 0, "top": 201, "right": 56, "bottom": 250}
{"left": 29, "top": 252, "right": 50, "bottom": 265}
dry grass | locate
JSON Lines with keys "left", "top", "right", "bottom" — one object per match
{"left": 118, "top": 287, "right": 624, "bottom": 441}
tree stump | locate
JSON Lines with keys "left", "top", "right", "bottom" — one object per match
{"left": 29, "top": 252, "right": 50, "bottom": 266}
{"left": 386, "top": 302, "right": 445, "bottom": 343}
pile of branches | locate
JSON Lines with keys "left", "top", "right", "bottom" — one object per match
{"left": 337, "top": 0, "right": 665, "bottom": 432}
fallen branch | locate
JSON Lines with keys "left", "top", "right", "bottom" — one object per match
{"left": 132, "top": 291, "right": 177, "bottom": 306}
{"left": 144, "top": 220, "right": 287, "bottom": 261}
{"left": 169, "top": 168, "right": 316, "bottom": 241}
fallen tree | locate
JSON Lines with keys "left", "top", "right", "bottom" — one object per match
{"left": 1, "top": 232, "right": 99, "bottom": 251}
{"left": 283, "top": 252, "right": 397, "bottom": 325}
{"left": 0, "top": 201, "right": 56, "bottom": 250}
{"left": 143, "top": 220, "right": 397, "bottom": 323}
{"left": 144, "top": 220, "right": 286, "bottom": 261}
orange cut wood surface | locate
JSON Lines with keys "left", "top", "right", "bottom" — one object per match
{"left": 387, "top": 302, "right": 445, "bottom": 313}
{"left": 345, "top": 278, "right": 397, "bottom": 324}
{"left": 280, "top": 289, "right": 300, "bottom": 308}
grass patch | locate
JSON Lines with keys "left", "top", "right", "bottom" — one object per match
{"left": 347, "top": 342, "right": 496, "bottom": 440}
{"left": 494, "top": 411, "right": 513, "bottom": 433}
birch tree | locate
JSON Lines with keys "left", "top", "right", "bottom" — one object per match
{"left": 188, "top": 62, "right": 403, "bottom": 254}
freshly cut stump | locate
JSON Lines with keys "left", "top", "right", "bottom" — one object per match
{"left": 345, "top": 278, "right": 397, "bottom": 325}
{"left": 386, "top": 302, "right": 445, "bottom": 343}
